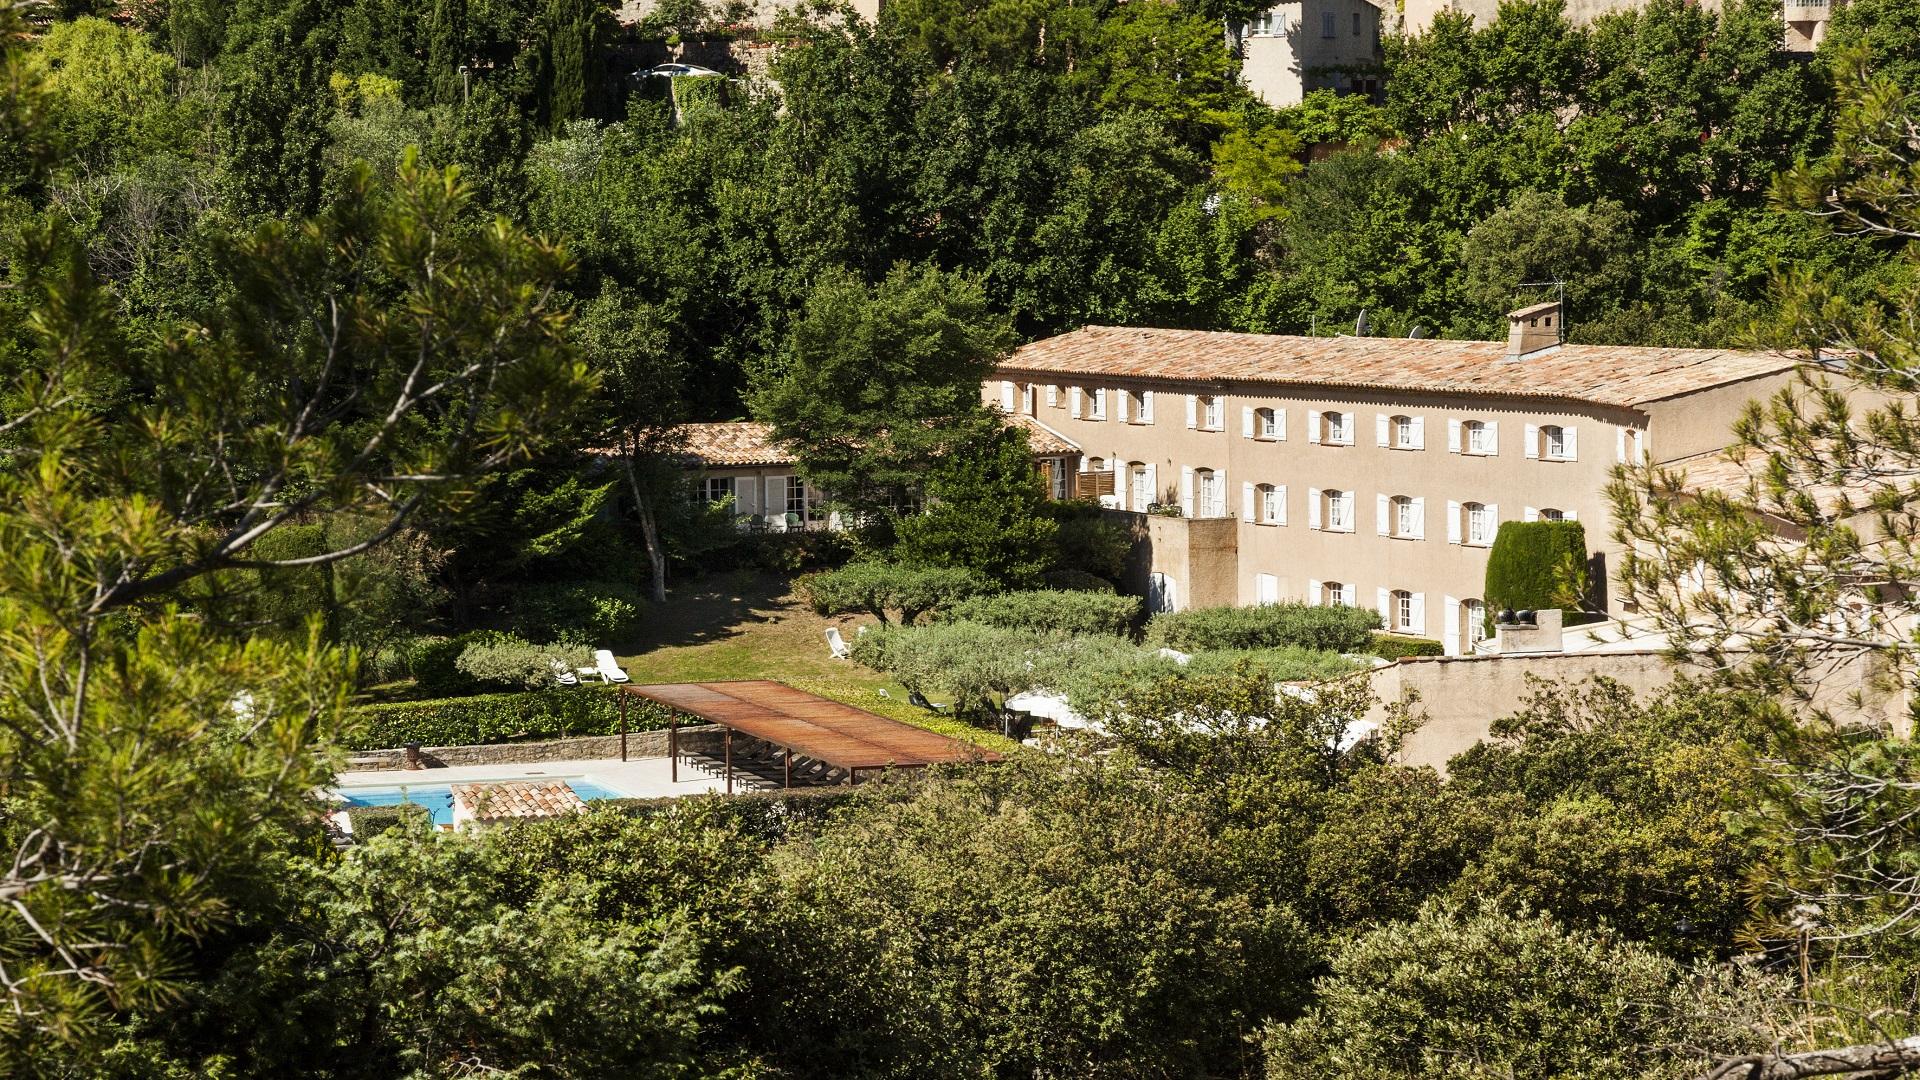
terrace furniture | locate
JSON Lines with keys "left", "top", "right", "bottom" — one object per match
{"left": 549, "top": 659, "right": 579, "bottom": 687}
{"left": 593, "top": 649, "right": 630, "bottom": 683}
{"left": 907, "top": 689, "right": 948, "bottom": 714}
{"left": 825, "top": 627, "right": 852, "bottom": 660}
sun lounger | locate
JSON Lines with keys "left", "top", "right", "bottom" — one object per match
{"left": 549, "top": 659, "right": 579, "bottom": 686}
{"left": 592, "top": 649, "right": 630, "bottom": 683}
{"left": 826, "top": 627, "right": 852, "bottom": 660}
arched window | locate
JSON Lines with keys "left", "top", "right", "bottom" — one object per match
{"left": 1323, "top": 411, "right": 1352, "bottom": 444}
{"left": 1324, "top": 489, "right": 1353, "bottom": 531}
{"left": 1464, "top": 501, "right": 1494, "bottom": 545}
{"left": 1086, "top": 456, "right": 1105, "bottom": 472}
{"left": 1391, "top": 414, "right": 1419, "bottom": 449}
{"left": 1129, "top": 462, "right": 1151, "bottom": 511}
{"left": 1390, "top": 494, "right": 1421, "bottom": 538}
{"left": 1257, "top": 483, "right": 1282, "bottom": 524}
{"left": 1195, "top": 468, "right": 1225, "bottom": 518}
{"left": 1390, "top": 589, "right": 1414, "bottom": 632}
{"left": 1322, "top": 581, "right": 1349, "bottom": 606}
{"left": 1539, "top": 507, "right": 1565, "bottom": 522}
{"left": 1464, "top": 420, "right": 1493, "bottom": 454}
{"left": 1201, "top": 395, "right": 1224, "bottom": 430}
{"left": 1256, "top": 407, "right": 1279, "bottom": 439}
{"left": 1541, "top": 424, "right": 1568, "bottom": 459}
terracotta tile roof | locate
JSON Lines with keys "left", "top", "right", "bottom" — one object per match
{"left": 1673, "top": 446, "right": 1860, "bottom": 518}
{"left": 998, "top": 326, "right": 1798, "bottom": 410}
{"left": 661, "top": 415, "right": 1079, "bottom": 467}
{"left": 450, "top": 780, "right": 586, "bottom": 823}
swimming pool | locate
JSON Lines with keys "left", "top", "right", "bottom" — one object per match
{"left": 337, "top": 777, "right": 628, "bottom": 827}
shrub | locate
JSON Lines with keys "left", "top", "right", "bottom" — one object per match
{"left": 1046, "top": 499, "right": 1129, "bottom": 580}
{"left": 507, "top": 579, "right": 646, "bottom": 643}
{"left": 1039, "top": 568, "right": 1116, "bottom": 593}
{"left": 944, "top": 590, "right": 1141, "bottom": 636}
{"left": 345, "top": 686, "right": 684, "bottom": 749}
{"left": 344, "top": 801, "right": 429, "bottom": 840}
{"left": 597, "top": 787, "right": 863, "bottom": 841}
{"left": 798, "top": 560, "right": 992, "bottom": 625}
{"left": 1180, "top": 647, "right": 1368, "bottom": 683}
{"left": 1485, "top": 520, "right": 1589, "bottom": 618}
{"left": 405, "top": 632, "right": 499, "bottom": 697}
{"left": 1370, "top": 633, "right": 1445, "bottom": 660}
{"left": 1146, "top": 603, "right": 1380, "bottom": 653}
{"left": 455, "top": 635, "right": 592, "bottom": 690}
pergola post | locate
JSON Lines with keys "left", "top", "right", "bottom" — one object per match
{"left": 669, "top": 712, "right": 677, "bottom": 783}
{"left": 784, "top": 747, "right": 792, "bottom": 789}
{"left": 725, "top": 727, "right": 734, "bottom": 795}
{"left": 619, "top": 691, "right": 629, "bottom": 762}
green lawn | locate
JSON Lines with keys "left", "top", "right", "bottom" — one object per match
{"left": 617, "top": 570, "right": 1021, "bottom": 753}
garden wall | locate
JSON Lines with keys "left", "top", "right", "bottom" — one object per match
{"left": 345, "top": 724, "right": 722, "bottom": 771}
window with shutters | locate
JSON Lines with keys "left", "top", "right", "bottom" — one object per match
{"left": 1200, "top": 395, "right": 1224, "bottom": 431}
{"left": 1322, "top": 581, "right": 1348, "bottom": 606}
{"left": 1391, "top": 590, "right": 1414, "bottom": 632}
{"left": 1248, "top": 7, "right": 1285, "bottom": 34}
{"left": 1047, "top": 461, "right": 1068, "bottom": 500}
{"left": 1257, "top": 483, "right": 1281, "bottom": 524}
{"left": 1323, "top": 411, "right": 1352, "bottom": 444}
{"left": 1539, "top": 507, "right": 1565, "bottom": 521}
{"left": 1196, "top": 468, "right": 1225, "bottom": 518}
{"left": 1130, "top": 463, "right": 1152, "bottom": 509}
{"left": 1464, "top": 420, "right": 1493, "bottom": 455}
{"left": 1089, "top": 388, "right": 1107, "bottom": 420}
{"left": 1321, "top": 10, "right": 1335, "bottom": 36}
{"left": 1324, "top": 489, "right": 1353, "bottom": 531}
{"left": 700, "top": 476, "right": 735, "bottom": 504}
{"left": 1542, "top": 424, "right": 1569, "bottom": 459}
{"left": 1463, "top": 599, "right": 1489, "bottom": 648}
{"left": 1465, "top": 501, "right": 1493, "bottom": 545}
{"left": 1127, "top": 390, "right": 1151, "bottom": 424}
{"left": 1391, "top": 495, "right": 1417, "bottom": 538}
{"left": 1256, "top": 407, "right": 1278, "bottom": 439}
{"left": 1392, "top": 414, "right": 1417, "bottom": 449}
{"left": 1045, "top": 384, "right": 1058, "bottom": 407}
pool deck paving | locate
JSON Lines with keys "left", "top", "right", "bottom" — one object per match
{"left": 331, "top": 753, "right": 783, "bottom": 801}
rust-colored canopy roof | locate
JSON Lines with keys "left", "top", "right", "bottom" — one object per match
{"left": 627, "top": 680, "right": 1000, "bottom": 770}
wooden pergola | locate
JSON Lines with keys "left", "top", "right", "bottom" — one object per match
{"left": 620, "top": 680, "right": 1000, "bottom": 791}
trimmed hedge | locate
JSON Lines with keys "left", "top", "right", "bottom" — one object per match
{"left": 345, "top": 685, "right": 683, "bottom": 750}
{"left": 1371, "top": 633, "right": 1446, "bottom": 660}
{"left": 1145, "top": 602, "right": 1380, "bottom": 653}
{"left": 1485, "top": 520, "right": 1589, "bottom": 618}
{"left": 596, "top": 786, "right": 863, "bottom": 840}
{"left": 944, "top": 589, "right": 1142, "bottom": 636}
{"left": 345, "top": 802, "right": 429, "bottom": 840}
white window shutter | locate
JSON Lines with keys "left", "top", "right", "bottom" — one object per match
{"left": 1275, "top": 409, "right": 1287, "bottom": 440}
{"left": 1412, "top": 496, "right": 1426, "bottom": 538}
{"left": 1411, "top": 415, "right": 1425, "bottom": 449}
{"left": 1243, "top": 406, "right": 1255, "bottom": 438}
{"left": 1276, "top": 485, "right": 1288, "bottom": 525}
{"left": 1242, "top": 481, "right": 1255, "bottom": 521}
{"left": 1070, "top": 386, "right": 1082, "bottom": 418}
{"left": 1215, "top": 468, "right": 1227, "bottom": 517}
{"left": 1375, "top": 492, "right": 1389, "bottom": 535}
{"left": 1046, "top": 383, "right": 1058, "bottom": 407}
{"left": 1486, "top": 420, "right": 1499, "bottom": 455}
{"left": 1524, "top": 423, "right": 1539, "bottom": 459}
{"left": 1376, "top": 412, "right": 1390, "bottom": 447}
{"left": 1448, "top": 418, "right": 1461, "bottom": 453}
{"left": 764, "top": 475, "right": 784, "bottom": 517}
{"left": 1446, "top": 500, "right": 1462, "bottom": 544}
{"left": 1308, "top": 487, "right": 1322, "bottom": 530}
{"left": 1000, "top": 381, "right": 1014, "bottom": 411}
{"left": 1308, "top": 578, "right": 1321, "bottom": 606}
{"left": 1141, "top": 391, "right": 1154, "bottom": 423}
{"left": 1616, "top": 426, "right": 1628, "bottom": 462}
{"left": 1524, "top": 506, "right": 1538, "bottom": 522}
{"left": 1632, "top": 430, "right": 1644, "bottom": 460}
{"left": 1410, "top": 593, "right": 1426, "bottom": 636}
{"left": 1564, "top": 426, "right": 1578, "bottom": 461}
{"left": 1307, "top": 409, "right": 1322, "bottom": 444}
{"left": 1078, "top": 454, "right": 1089, "bottom": 473}
{"left": 1377, "top": 587, "right": 1391, "bottom": 620}
{"left": 1180, "top": 466, "right": 1195, "bottom": 517}
{"left": 1567, "top": 508, "right": 1579, "bottom": 521}
{"left": 1186, "top": 395, "right": 1198, "bottom": 429}
{"left": 1117, "top": 390, "right": 1129, "bottom": 423}
{"left": 1443, "top": 595, "right": 1460, "bottom": 654}
{"left": 1144, "top": 463, "right": 1157, "bottom": 504}
{"left": 1487, "top": 502, "right": 1499, "bottom": 530}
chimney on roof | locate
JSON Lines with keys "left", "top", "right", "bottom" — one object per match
{"left": 1504, "top": 299, "right": 1564, "bottom": 360}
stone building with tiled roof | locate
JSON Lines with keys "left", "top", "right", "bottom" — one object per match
{"left": 986, "top": 302, "right": 1803, "bottom": 654}
{"left": 663, "top": 415, "right": 1082, "bottom": 532}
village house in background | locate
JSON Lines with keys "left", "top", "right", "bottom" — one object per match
{"left": 1235, "top": 0, "right": 1386, "bottom": 107}
{"left": 985, "top": 301, "right": 1800, "bottom": 655}
{"left": 663, "top": 416, "right": 1080, "bottom": 532}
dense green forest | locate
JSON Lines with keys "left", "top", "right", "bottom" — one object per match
{"left": 7, "top": 0, "right": 1920, "bottom": 1075}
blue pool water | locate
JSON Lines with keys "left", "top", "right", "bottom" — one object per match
{"left": 339, "top": 778, "right": 626, "bottom": 827}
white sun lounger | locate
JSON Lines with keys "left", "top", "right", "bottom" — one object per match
{"left": 549, "top": 659, "right": 579, "bottom": 687}
{"left": 592, "top": 649, "right": 630, "bottom": 683}
{"left": 826, "top": 627, "right": 852, "bottom": 660}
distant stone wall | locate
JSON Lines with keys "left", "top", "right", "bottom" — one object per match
{"left": 1367, "top": 649, "right": 1910, "bottom": 772}
{"left": 344, "top": 725, "right": 721, "bottom": 772}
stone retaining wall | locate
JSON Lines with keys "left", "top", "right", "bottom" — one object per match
{"left": 344, "top": 725, "right": 722, "bottom": 772}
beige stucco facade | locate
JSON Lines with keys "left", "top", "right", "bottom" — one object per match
{"left": 1238, "top": 0, "right": 1384, "bottom": 107}
{"left": 988, "top": 322, "right": 1800, "bottom": 655}
{"left": 1398, "top": 0, "right": 1834, "bottom": 52}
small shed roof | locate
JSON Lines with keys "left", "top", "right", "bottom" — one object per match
{"left": 450, "top": 780, "right": 586, "bottom": 822}
{"left": 626, "top": 680, "right": 1000, "bottom": 770}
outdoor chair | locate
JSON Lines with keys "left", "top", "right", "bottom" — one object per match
{"left": 592, "top": 649, "right": 630, "bottom": 683}
{"left": 825, "top": 627, "right": 852, "bottom": 660}
{"left": 908, "top": 689, "right": 948, "bottom": 714}
{"left": 548, "top": 659, "right": 579, "bottom": 687}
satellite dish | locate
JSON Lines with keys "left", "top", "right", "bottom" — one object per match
{"left": 1354, "top": 309, "right": 1370, "bottom": 336}
{"left": 1408, "top": 325, "right": 1427, "bottom": 339}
